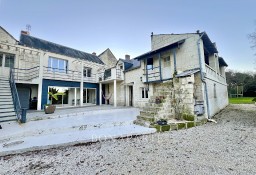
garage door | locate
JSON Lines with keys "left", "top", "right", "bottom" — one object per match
{"left": 17, "top": 87, "right": 30, "bottom": 109}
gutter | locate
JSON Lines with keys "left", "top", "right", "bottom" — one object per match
{"left": 197, "top": 32, "right": 211, "bottom": 119}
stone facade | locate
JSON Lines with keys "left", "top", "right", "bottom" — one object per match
{"left": 98, "top": 48, "right": 117, "bottom": 68}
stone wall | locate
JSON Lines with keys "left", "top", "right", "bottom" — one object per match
{"left": 98, "top": 49, "right": 117, "bottom": 68}
{"left": 0, "top": 27, "right": 17, "bottom": 45}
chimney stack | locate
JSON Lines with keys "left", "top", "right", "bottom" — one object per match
{"left": 196, "top": 30, "right": 200, "bottom": 34}
{"left": 125, "top": 54, "right": 130, "bottom": 60}
{"left": 92, "top": 52, "right": 97, "bottom": 56}
{"left": 21, "top": 30, "right": 30, "bottom": 35}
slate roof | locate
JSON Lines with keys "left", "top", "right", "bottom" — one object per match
{"left": 19, "top": 34, "right": 104, "bottom": 64}
{"left": 117, "top": 59, "right": 141, "bottom": 72}
{"left": 218, "top": 57, "right": 228, "bottom": 67}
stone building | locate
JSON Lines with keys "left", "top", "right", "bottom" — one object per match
{"left": 0, "top": 26, "right": 228, "bottom": 124}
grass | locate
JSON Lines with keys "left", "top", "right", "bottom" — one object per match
{"left": 229, "top": 97, "right": 255, "bottom": 104}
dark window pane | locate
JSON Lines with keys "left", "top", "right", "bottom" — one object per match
{"left": 145, "top": 89, "right": 148, "bottom": 98}
{"left": 142, "top": 88, "right": 145, "bottom": 98}
{"left": 0, "top": 54, "right": 2, "bottom": 67}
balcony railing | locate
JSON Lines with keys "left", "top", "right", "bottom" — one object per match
{"left": 12, "top": 66, "right": 40, "bottom": 81}
{"left": 98, "top": 68, "right": 124, "bottom": 82}
{"left": 142, "top": 66, "right": 161, "bottom": 83}
{"left": 43, "top": 67, "right": 97, "bottom": 83}
{"left": 205, "top": 64, "right": 226, "bottom": 84}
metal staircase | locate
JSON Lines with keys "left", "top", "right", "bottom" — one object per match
{"left": 0, "top": 76, "right": 17, "bottom": 122}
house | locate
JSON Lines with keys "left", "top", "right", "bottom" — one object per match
{"left": 98, "top": 31, "right": 229, "bottom": 124}
{"left": 0, "top": 26, "right": 228, "bottom": 124}
{"left": 0, "top": 26, "right": 107, "bottom": 122}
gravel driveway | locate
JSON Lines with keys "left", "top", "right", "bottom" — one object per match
{"left": 1, "top": 104, "right": 256, "bottom": 175}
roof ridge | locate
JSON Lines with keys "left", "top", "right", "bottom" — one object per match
{"left": 0, "top": 26, "right": 18, "bottom": 42}
{"left": 20, "top": 34, "right": 95, "bottom": 57}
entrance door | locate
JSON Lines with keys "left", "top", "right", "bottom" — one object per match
{"left": 0, "top": 53, "right": 15, "bottom": 77}
{"left": 129, "top": 86, "right": 133, "bottom": 106}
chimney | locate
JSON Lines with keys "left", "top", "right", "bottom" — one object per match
{"left": 125, "top": 54, "right": 130, "bottom": 60}
{"left": 196, "top": 30, "right": 200, "bottom": 34}
{"left": 213, "top": 42, "right": 217, "bottom": 49}
{"left": 92, "top": 52, "right": 97, "bottom": 56}
{"left": 21, "top": 30, "right": 30, "bottom": 35}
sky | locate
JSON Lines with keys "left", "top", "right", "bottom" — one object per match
{"left": 0, "top": 0, "right": 255, "bottom": 72}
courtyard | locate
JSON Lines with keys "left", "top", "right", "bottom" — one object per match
{"left": 0, "top": 104, "right": 255, "bottom": 174}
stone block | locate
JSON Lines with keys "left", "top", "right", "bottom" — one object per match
{"left": 186, "top": 121, "right": 195, "bottom": 128}
{"left": 153, "top": 124, "right": 171, "bottom": 132}
{"left": 177, "top": 123, "right": 186, "bottom": 129}
{"left": 182, "top": 113, "right": 195, "bottom": 121}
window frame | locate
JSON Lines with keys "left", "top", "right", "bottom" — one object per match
{"left": 163, "top": 56, "right": 170, "bottom": 67}
{"left": 141, "top": 87, "right": 149, "bottom": 99}
{"left": 48, "top": 57, "right": 68, "bottom": 73}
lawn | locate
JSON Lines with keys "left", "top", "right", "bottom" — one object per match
{"left": 229, "top": 97, "right": 255, "bottom": 104}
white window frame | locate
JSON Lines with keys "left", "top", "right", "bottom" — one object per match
{"left": 163, "top": 56, "right": 170, "bottom": 67}
{"left": 141, "top": 87, "right": 149, "bottom": 99}
{"left": 48, "top": 57, "right": 68, "bottom": 73}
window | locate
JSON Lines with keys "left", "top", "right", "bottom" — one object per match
{"left": 4, "top": 54, "right": 15, "bottom": 68}
{"left": 84, "top": 67, "right": 92, "bottom": 77}
{"left": 163, "top": 56, "right": 170, "bottom": 67}
{"left": 0, "top": 54, "right": 2, "bottom": 67}
{"left": 120, "top": 65, "right": 123, "bottom": 70}
{"left": 141, "top": 87, "right": 149, "bottom": 98}
{"left": 146, "top": 58, "right": 153, "bottom": 70}
{"left": 48, "top": 57, "right": 68, "bottom": 73}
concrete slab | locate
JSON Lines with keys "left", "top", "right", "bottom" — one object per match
{"left": 0, "top": 107, "right": 156, "bottom": 156}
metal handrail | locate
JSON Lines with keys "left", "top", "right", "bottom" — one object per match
{"left": 13, "top": 66, "right": 40, "bottom": 81}
{"left": 10, "top": 69, "right": 25, "bottom": 122}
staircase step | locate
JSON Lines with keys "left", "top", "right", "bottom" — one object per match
{"left": 0, "top": 116, "right": 17, "bottom": 123}
{"left": 0, "top": 111, "right": 16, "bottom": 117}
{"left": 0, "top": 101, "right": 13, "bottom": 105}
{"left": 0, "top": 92, "right": 12, "bottom": 96}
{"left": 0, "top": 104, "right": 14, "bottom": 109}
{"left": 0, "top": 108, "right": 15, "bottom": 113}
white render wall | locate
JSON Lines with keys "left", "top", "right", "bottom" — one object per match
{"left": 205, "top": 79, "right": 228, "bottom": 117}
{"left": 124, "top": 61, "right": 153, "bottom": 108}
{"left": 151, "top": 34, "right": 201, "bottom": 73}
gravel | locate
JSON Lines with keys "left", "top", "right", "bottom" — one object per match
{"left": 1, "top": 104, "right": 256, "bottom": 175}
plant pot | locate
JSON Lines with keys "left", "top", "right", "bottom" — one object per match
{"left": 44, "top": 105, "right": 56, "bottom": 114}
{"left": 157, "top": 120, "right": 167, "bottom": 125}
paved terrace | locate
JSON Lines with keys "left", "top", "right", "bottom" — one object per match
{"left": 0, "top": 105, "right": 156, "bottom": 156}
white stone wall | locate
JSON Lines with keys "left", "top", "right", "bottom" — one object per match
{"left": 0, "top": 27, "right": 17, "bottom": 45}
{"left": 151, "top": 34, "right": 201, "bottom": 73}
{"left": 206, "top": 79, "right": 229, "bottom": 117}
{"left": 123, "top": 61, "right": 153, "bottom": 108}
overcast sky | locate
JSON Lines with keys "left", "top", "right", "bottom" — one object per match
{"left": 0, "top": 0, "right": 255, "bottom": 71}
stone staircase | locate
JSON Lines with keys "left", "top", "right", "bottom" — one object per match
{"left": 0, "top": 76, "right": 16, "bottom": 123}
{"left": 134, "top": 81, "right": 175, "bottom": 127}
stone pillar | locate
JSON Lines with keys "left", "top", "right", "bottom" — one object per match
{"left": 74, "top": 88, "right": 77, "bottom": 106}
{"left": 99, "top": 83, "right": 102, "bottom": 106}
{"left": 37, "top": 53, "right": 43, "bottom": 110}
{"left": 114, "top": 79, "right": 117, "bottom": 107}
{"left": 80, "top": 61, "right": 83, "bottom": 107}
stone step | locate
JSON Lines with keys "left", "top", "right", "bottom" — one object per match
{"left": 0, "top": 92, "right": 12, "bottom": 96}
{"left": 0, "top": 108, "right": 15, "bottom": 113}
{"left": 0, "top": 101, "right": 13, "bottom": 105}
{"left": 0, "top": 89, "right": 11, "bottom": 93}
{"left": 140, "top": 111, "right": 156, "bottom": 118}
{"left": 137, "top": 115, "right": 155, "bottom": 123}
{"left": 133, "top": 119, "right": 151, "bottom": 127}
{"left": 0, "top": 111, "right": 16, "bottom": 117}
{"left": 0, "top": 104, "right": 14, "bottom": 109}
{"left": 142, "top": 106, "right": 161, "bottom": 112}
{"left": 145, "top": 103, "right": 163, "bottom": 108}
{"left": 0, "top": 115, "right": 17, "bottom": 123}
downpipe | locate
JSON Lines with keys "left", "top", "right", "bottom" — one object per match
{"left": 197, "top": 32, "right": 211, "bottom": 119}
